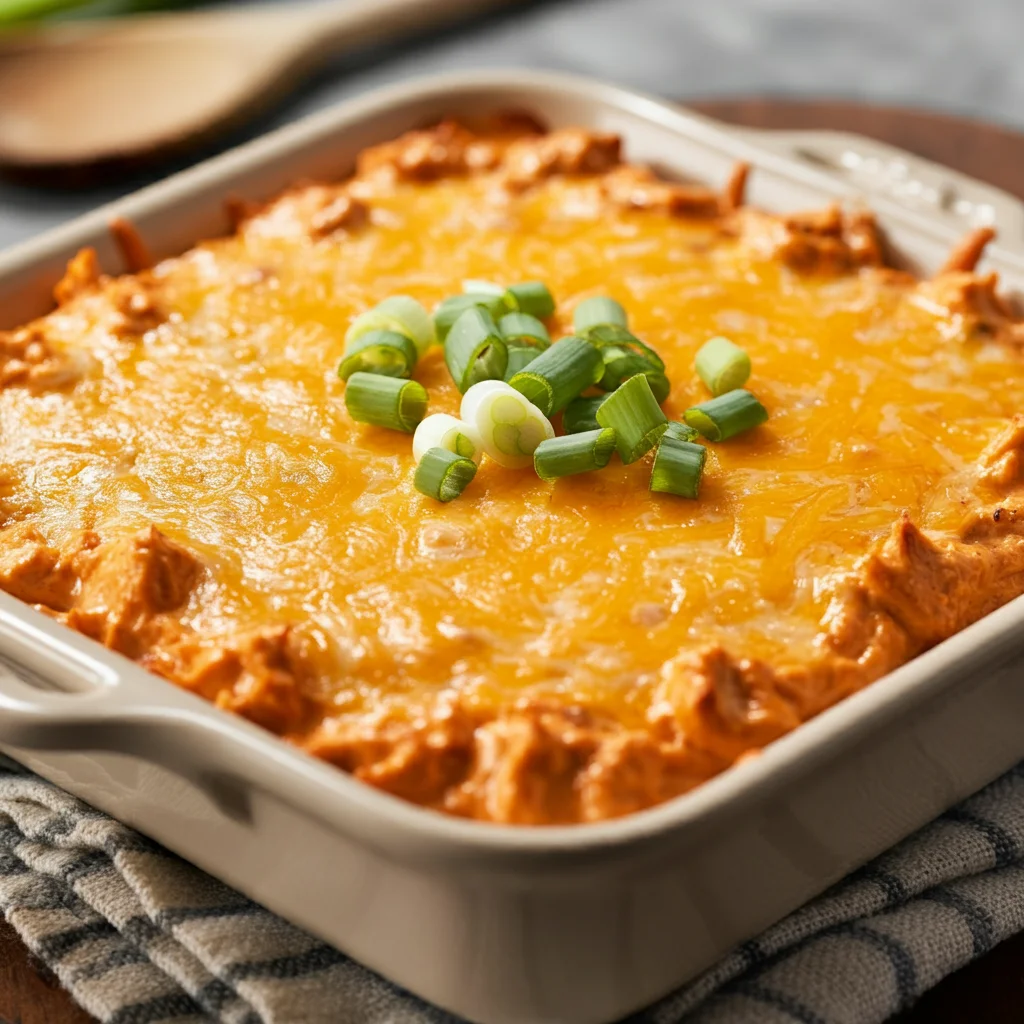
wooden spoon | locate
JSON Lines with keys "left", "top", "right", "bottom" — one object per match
{"left": 0, "top": 0, "right": 515, "bottom": 173}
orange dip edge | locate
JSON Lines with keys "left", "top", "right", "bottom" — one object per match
{"left": 1, "top": 119, "right": 1022, "bottom": 825}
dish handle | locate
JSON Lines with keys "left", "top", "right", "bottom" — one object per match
{"left": 0, "top": 612, "right": 207, "bottom": 761}
{"left": 740, "top": 127, "right": 1024, "bottom": 251}
{"left": 0, "top": 600, "right": 311, "bottom": 822}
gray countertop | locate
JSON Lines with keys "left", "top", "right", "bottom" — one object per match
{"left": 2, "top": 0, "right": 1021, "bottom": 250}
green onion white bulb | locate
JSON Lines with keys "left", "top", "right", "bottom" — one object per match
{"left": 345, "top": 295, "right": 436, "bottom": 358}
{"left": 413, "top": 413, "right": 484, "bottom": 465}
{"left": 460, "top": 380, "right": 554, "bottom": 469}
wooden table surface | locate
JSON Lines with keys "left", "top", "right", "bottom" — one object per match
{"left": 2, "top": 97, "right": 1024, "bottom": 1024}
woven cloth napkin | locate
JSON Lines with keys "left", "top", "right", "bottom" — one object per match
{"left": 2, "top": 754, "right": 1024, "bottom": 1024}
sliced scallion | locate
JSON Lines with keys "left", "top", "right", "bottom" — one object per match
{"left": 584, "top": 325, "right": 663, "bottom": 368}
{"left": 506, "top": 281, "right": 555, "bottom": 319}
{"left": 434, "top": 293, "right": 508, "bottom": 342}
{"left": 461, "top": 280, "right": 555, "bottom": 320}
{"left": 664, "top": 420, "right": 700, "bottom": 443}
{"left": 650, "top": 436, "right": 707, "bottom": 499}
{"left": 573, "top": 296, "right": 628, "bottom": 334}
{"left": 337, "top": 329, "right": 418, "bottom": 382}
{"left": 596, "top": 345, "right": 670, "bottom": 399}
{"left": 504, "top": 346, "right": 543, "bottom": 380}
{"left": 462, "top": 279, "right": 506, "bottom": 299}
{"left": 644, "top": 371, "right": 671, "bottom": 404}
{"left": 562, "top": 394, "right": 610, "bottom": 434}
{"left": 683, "top": 389, "right": 768, "bottom": 441}
{"left": 344, "top": 296, "right": 434, "bottom": 358}
{"left": 414, "top": 447, "right": 478, "bottom": 502}
{"left": 695, "top": 336, "right": 751, "bottom": 396}
{"left": 344, "top": 309, "right": 399, "bottom": 347}
{"left": 373, "top": 296, "right": 436, "bottom": 356}
{"left": 445, "top": 307, "right": 508, "bottom": 393}
{"left": 412, "top": 413, "right": 483, "bottom": 464}
{"left": 508, "top": 336, "right": 603, "bottom": 416}
{"left": 597, "top": 346, "right": 647, "bottom": 388}
{"left": 461, "top": 380, "right": 554, "bottom": 469}
{"left": 578, "top": 322, "right": 667, "bottom": 397}
{"left": 499, "top": 312, "right": 550, "bottom": 347}
{"left": 344, "top": 372, "right": 428, "bottom": 433}
{"left": 534, "top": 428, "right": 617, "bottom": 481}
{"left": 500, "top": 312, "right": 551, "bottom": 381}
{"left": 595, "top": 372, "right": 668, "bottom": 463}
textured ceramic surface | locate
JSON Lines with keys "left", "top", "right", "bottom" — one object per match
{"left": 0, "top": 72, "right": 1023, "bottom": 1024}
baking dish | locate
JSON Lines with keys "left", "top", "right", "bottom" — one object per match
{"left": 1, "top": 70, "right": 1024, "bottom": 1024}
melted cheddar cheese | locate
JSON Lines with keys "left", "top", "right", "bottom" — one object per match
{"left": 1, "top": 122, "right": 1022, "bottom": 824}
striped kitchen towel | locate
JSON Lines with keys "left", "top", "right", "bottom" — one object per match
{"left": 2, "top": 754, "right": 1024, "bottom": 1024}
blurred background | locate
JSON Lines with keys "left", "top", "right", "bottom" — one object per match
{"left": 2, "top": 0, "right": 1024, "bottom": 250}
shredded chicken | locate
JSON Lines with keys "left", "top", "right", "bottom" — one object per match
{"left": 109, "top": 217, "right": 153, "bottom": 273}
{"left": 938, "top": 226, "right": 996, "bottom": 274}
{"left": 914, "top": 271, "right": 1024, "bottom": 346}
{"left": 53, "top": 247, "right": 102, "bottom": 306}
{"left": 731, "top": 205, "right": 884, "bottom": 272}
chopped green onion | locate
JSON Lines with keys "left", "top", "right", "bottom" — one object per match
{"left": 412, "top": 413, "right": 483, "bottom": 464}
{"left": 461, "top": 280, "right": 555, "bottom": 319}
{"left": 500, "top": 312, "right": 551, "bottom": 381}
{"left": 344, "top": 372, "right": 428, "bottom": 433}
{"left": 373, "top": 296, "right": 436, "bottom": 356}
{"left": 462, "top": 279, "right": 506, "bottom": 299}
{"left": 664, "top": 420, "right": 700, "bottom": 443}
{"left": 345, "top": 309, "right": 396, "bottom": 347}
{"left": 344, "top": 296, "right": 434, "bottom": 358}
{"left": 573, "top": 296, "right": 628, "bottom": 334}
{"left": 337, "top": 329, "right": 418, "bottom": 381}
{"left": 534, "top": 428, "right": 617, "bottom": 481}
{"left": 595, "top": 372, "right": 668, "bottom": 463}
{"left": 414, "top": 447, "right": 478, "bottom": 502}
{"left": 684, "top": 389, "right": 768, "bottom": 441}
{"left": 585, "top": 326, "right": 664, "bottom": 370}
{"left": 595, "top": 346, "right": 671, "bottom": 399}
{"left": 650, "top": 436, "right": 707, "bottom": 499}
{"left": 461, "top": 380, "right": 554, "bottom": 469}
{"left": 506, "top": 281, "right": 555, "bottom": 319}
{"left": 563, "top": 394, "right": 610, "bottom": 434}
{"left": 508, "top": 336, "right": 603, "bottom": 417}
{"left": 578, "top": 322, "right": 668, "bottom": 397}
{"left": 499, "top": 312, "right": 551, "bottom": 347}
{"left": 644, "top": 372, "right": 671, "bottom": 404}
{"left": 504, "top": 346, "right": 542, "bottom": 380}
{"left": 434, "top": 293, "right": 508, "bottom": 342}
{"left": 445, "top": 307, "right": 508, "bottom": 393}
{"left": 582, "top": 324, "right": 665, "bottom": 370}
{"left": 597, "top": 346, "right": 648, "bottom": 389}
{"left": 695, "top": 336, "right": 752, "bottom": 396}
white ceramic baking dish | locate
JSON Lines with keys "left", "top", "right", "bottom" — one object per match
{"left": 0, "top": 71, "right": 1023, "bottom": 1024}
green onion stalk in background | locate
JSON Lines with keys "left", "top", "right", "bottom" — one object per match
{"left": 0, "top": 0, "right": 189, "bottom": 25}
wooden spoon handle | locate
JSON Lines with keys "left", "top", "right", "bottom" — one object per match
{"left": 0, "top": 0, "right": 517, "bottom": 57}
